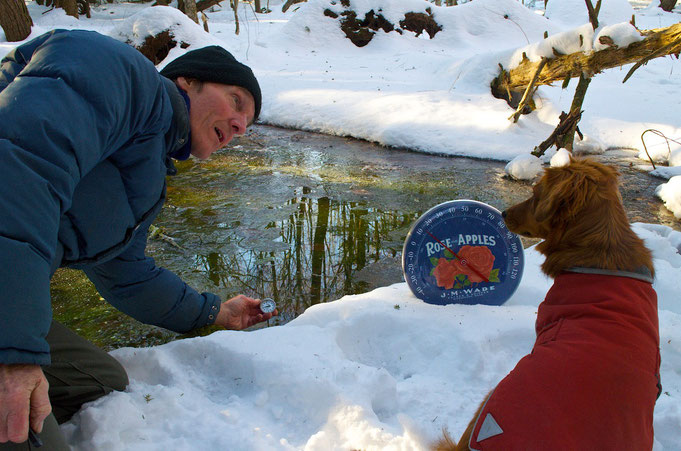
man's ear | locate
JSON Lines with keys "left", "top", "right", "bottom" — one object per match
{"left": 175, "top": 76, "right": 191, "bottom": 91}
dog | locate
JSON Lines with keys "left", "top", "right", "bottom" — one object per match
{"left": 435, "top": 158, "right": 660, "bottom": 450}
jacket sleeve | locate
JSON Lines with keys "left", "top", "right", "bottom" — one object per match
{"left": 83, "top": 229, "right": 222, "bottom": 333}
{"left": 0, "top": 30, "right": 170, "bottom": 365}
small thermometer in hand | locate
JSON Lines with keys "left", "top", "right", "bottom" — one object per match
{"left": 259, "top": 298, "right": 277, "bottom": 314}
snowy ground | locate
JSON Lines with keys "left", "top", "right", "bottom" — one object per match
{"left": 61, "top": 222, "right": 681, "bottom": 451}
{"left": 2, "top": 0, "right": 681, "bottom": 449}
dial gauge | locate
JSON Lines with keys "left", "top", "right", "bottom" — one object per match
{"left": 402, "top": 200, "right": 524, "bottom": 306}
{"left": 260, "top": 298, "right": 277, "bottom": 314}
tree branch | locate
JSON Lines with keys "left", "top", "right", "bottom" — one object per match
{"left": 492, "top": 22, "right": 681, "bottom": 96}
{"left": 509, "top": 57, "right": 548, "bottom": 123}
{"left": 584, "top": 0, "right": 600, "bottom": 29}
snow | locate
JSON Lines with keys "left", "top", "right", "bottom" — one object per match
{"left": 544, "top": 0, "right": 636, "bottom": 27}
{"left": 594, "top": 22, "right": 645, "bottom": 50}
{"left": 58, "top": 223, "right": 681, "bottom": 451}
{"left": 657, "top": 177, "right": 681, "bottom": 218}
{"left": 509, "top": 22, "right": 596, "bottom": 65}
{"left": 2, "top": 0, "right": 681, "bottom": 449}
{"left": 505, "top": 153, "right": 543, "bottom": 180}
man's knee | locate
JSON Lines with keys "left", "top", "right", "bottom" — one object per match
{"left": 102, "top": 352, "right": 128, "bottom": 392}
{"left": 45, "top": 321, "right": 128, "bottom": 423}
{"left": 46, "top": 320, "right": 128, "bottom": 391}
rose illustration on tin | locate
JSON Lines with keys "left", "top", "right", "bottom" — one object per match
{"left": 451, "top": 245, "right": 496, "bottom": 283}
{"left": 431, "top": 245, "right": 500, "bottom": 289}
{"left": 432, "top": 258, "right": 458, "bottom": 290}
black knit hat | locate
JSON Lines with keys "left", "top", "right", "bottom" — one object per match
{"left": 160, "top": 46, "right": 262, "bottom": 121}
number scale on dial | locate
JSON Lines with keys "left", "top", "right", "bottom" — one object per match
{"left": 402, "top": 200, "right": 524, "bottom": 306}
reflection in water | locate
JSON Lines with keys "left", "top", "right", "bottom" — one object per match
{"left": 179, "top": 188, "right": 415, "bottom": 324}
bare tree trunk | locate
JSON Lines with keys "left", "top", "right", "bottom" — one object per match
{"left": 554, "top": 0, "right": 599, "bottom": 151}
{"left": 560, "top": 74, "right": 591, "bottom": 151}
{"left": 233, "top": 0, "right": 239, "bottom": 35}
{"left": 254, "top": 0, "right": 261, "bottom": 12}
{"left": 659, "top": 0, "right": 677, "bottom": 11}
{"left": 179, "top": 0, "right": 199, "bottom": 23}
{"left": 78, "top": 0, "right": 91, "bottom": 18}
{"left": 0, "top": 0, "right": 33, "bottom": 42}
{"left": 55, "top": 0, "right": 79, "bottom": 18}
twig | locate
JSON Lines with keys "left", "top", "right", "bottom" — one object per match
{"left": 623, "top": 39, "right": 681, "bottom": 83}
{"left": 149, "top": 225, "right": 184, "bottom": 249}
{"left": 585, "top": 0, "right": 600, "bottom": 30}
{"left": 509, "top": 57, "right": 548, "bottom": 123}
{"left": 282, "top": 0, "right": 305, "bottom": 13}
{"left": 640, "top": 129, "right": 681, "bottom": 170}
{"left": 201, "top": 11, "right": 209, "bottom": 32}
{"left": 532, "top": 110, "right": 583, "bottom": 157}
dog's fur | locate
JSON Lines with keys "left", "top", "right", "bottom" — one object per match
{"left": 434, "top": 158, "right": 655, "bottom": 451}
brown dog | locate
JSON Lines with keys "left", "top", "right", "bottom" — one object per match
{"left": 435, "top": 158, "right": 660, "bottom": 450}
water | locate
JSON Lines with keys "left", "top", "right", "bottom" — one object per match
{"left": 50, "top": 125, "right": 680, "bottom": 349}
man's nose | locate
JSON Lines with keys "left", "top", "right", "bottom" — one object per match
{"left": 232, "top": 114, "right": 248, "bottom": 135}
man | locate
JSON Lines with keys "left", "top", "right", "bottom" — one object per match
{"left": 0, "top": 29, "right": 274, "bottom": 449}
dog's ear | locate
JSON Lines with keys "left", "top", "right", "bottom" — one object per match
{"left": 533, "top": 166, "right": 591, "bottom": 224}
{"left": 533, "top": 172, "right": 561, "bottom": 223}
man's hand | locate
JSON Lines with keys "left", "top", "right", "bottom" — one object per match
{"left": 215, "top": 295, "right": 277, "bottom": 330}
{"left": 0, "top": 364, "right": 51, "bottom": 443}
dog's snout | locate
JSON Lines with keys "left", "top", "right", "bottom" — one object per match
{"left": 502, "top": 210, "right": 507, "bottom": 218}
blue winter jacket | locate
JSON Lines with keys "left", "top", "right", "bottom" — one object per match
{"left": 0, "top": 30, "right": 222, "bottom": 365}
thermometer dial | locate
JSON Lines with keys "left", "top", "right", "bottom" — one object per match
{"left": 402, "top": 200, "right": 524, "bottom": 306}
{"left": 260, "top": 298, "right": 276, "bottom": 314}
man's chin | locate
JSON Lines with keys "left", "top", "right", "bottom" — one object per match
{"left": 190, "top": 146, "right": 215, "bottom": 160}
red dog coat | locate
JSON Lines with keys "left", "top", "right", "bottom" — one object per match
{"left": 469, "top": 271, "right": 660, "bottom": 450}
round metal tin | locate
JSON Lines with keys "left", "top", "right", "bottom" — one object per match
{"left": 402, "top": 200, "right": 524, "bottom": 306}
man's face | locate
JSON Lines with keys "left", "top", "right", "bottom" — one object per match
{"left": 176, "top": 77, "right": 256, "bottom": 160}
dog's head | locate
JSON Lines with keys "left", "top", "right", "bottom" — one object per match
{"left": 502, "top": 158, "right": 621, "bottom": 240}
{"left": 502, "top": 157, "right": 653, "bottom": 278}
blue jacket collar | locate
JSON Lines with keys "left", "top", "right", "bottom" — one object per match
{"left": 161, "top": 77, "right": 192, "bottom": 165}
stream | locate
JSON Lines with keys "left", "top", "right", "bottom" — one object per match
{"left": 50, "top": 125, "right": 681, "bottom": 349}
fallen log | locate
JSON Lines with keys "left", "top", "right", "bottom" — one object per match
{"left": 492, "top": 22, "right": 681, "bottom": 104}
